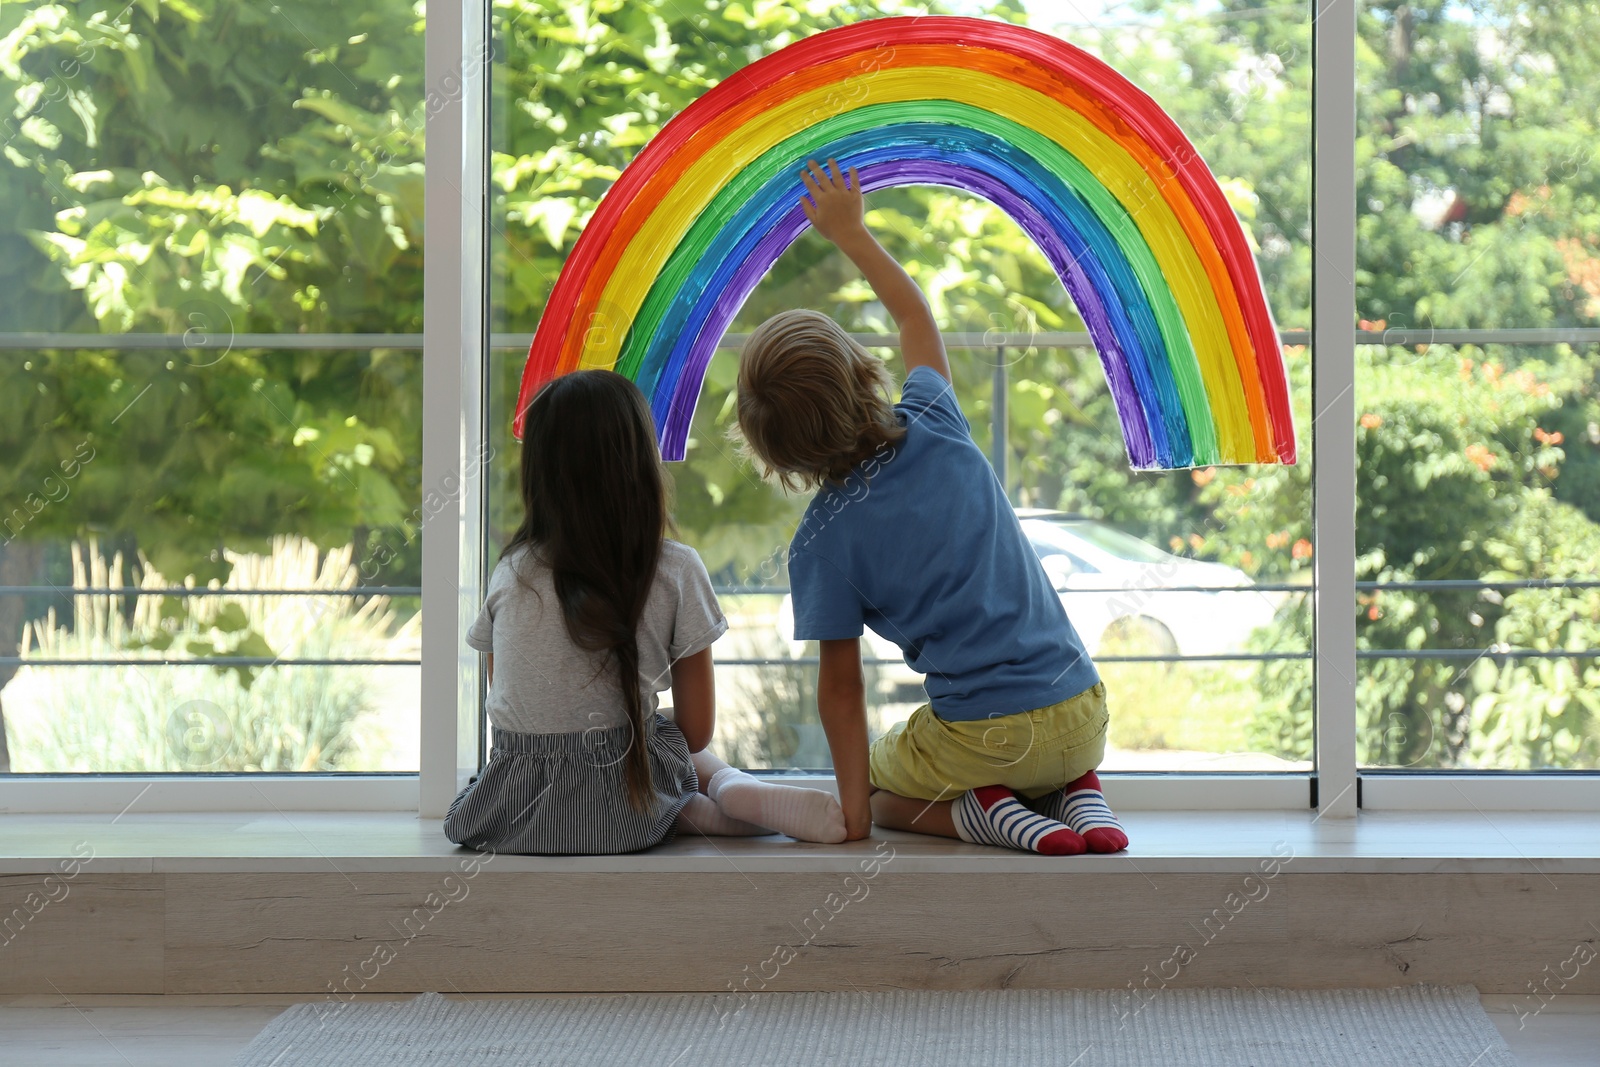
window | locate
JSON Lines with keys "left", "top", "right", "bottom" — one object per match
{"left": 0, "top": 2, "right": 425, "bottom": 775}
{"left": 5, "top": 0, "right": 1593, "bottom": 812}
{"left": 486, "top": 1, "right": 1314, "bottom": 777}
{"left": 1355, "top": 1, "right": 1600, "bottom": 773}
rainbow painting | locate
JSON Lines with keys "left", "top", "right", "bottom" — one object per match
{"left": 515, "top": 16, "right": 1297, "bottom": 470}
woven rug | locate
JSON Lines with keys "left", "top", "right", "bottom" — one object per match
{"left": 234, "top": 985, "right": 1515, "bottom": 1066}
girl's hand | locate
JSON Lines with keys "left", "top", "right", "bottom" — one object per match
{"left": 800, "top": 158, "right": 865, "bottom": 245}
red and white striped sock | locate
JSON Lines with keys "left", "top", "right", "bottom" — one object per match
{"left": 953, "top": 785, "right": 1086, "bottom": 855}
{"left": 1033, "top": 771, "right": 1128, "bottom": 853}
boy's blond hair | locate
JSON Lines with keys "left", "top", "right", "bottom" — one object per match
{"left": 733, "top": 310, "right": 907, "bottom": 491}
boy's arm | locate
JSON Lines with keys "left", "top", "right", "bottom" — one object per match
{"left": 817, "top": 637, "right": 873, "bottom": 840}
{"left": 801, "top": 159, "right": 951, "bottom": 382}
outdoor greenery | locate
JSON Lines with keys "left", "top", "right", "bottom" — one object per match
{"left": 1, "top": 0, "right": 1597, "bottom": 772}
{"left": 6, "top": 538, "right": 416, "bottom": 771}
{"left": 1, "top": 1, "right": 425, "bottom": 572}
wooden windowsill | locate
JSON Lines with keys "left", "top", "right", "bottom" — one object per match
{"left": 3, "top": 808, "right": 1598, "bottom": 875}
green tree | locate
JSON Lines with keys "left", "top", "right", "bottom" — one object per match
{"left": 1348, "top": 0, "right": 1600, "bottom": 766}
{"left": 1, "top": 0, "right": 427, "bottom": 766}
{"left": 1, "top": 0, "right": 430, "bottom": 578}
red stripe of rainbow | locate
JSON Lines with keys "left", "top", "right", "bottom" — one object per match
{"left": 515, "top": 16, "right": 1296, "bottom": 469}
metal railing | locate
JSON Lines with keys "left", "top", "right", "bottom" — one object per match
{"left": 7, "top": 326, "right": 1600, "bottom": 349}
{"left": 4, "top": 326, "right": 1596, "bottom": 671}
{"left": 0, "top": 586, "right": 421, "bottom": 597}
{"left": 1, "top": 657, "right": 417, "bottom": 667}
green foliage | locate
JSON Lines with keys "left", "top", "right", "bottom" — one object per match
{"left": 1101, "top": 657, "right": 1299, "bottom": 760}
{"left": 2, "top": 348, "right": 418, "bottom": 580}
{"left": 1242, "top": 598, "right": 1315, "bottom": 760}
{"left": 1464, "top": 493, "right": 1600, "bottom": 768}
{"left": 1351, "top": 346, "right": 1599, "bottom": 767}
{"left": 714, "top": 632, "right": 895, "bottom": 770}
{"left": 1, "top": 0, "right": 425, "bottom": 580}
{"left": 1356, "top": 1, "right": 1600, "bottom": 332}
{"left": 2, "top": 0, "right": 426, "bottom": 334}
{"left": 1236, "top": 0, "right": 1600, "bottom": 769}
{"left": 1245, "top": 345, "right": 1600, "bottom": 767}
{"left": 6, "top": 538, "right": 416, "bottom": 771}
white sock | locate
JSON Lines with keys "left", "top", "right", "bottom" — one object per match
{"left": 675, "top": 793, "right": 772, "bottom": 837}
{"left": 706, "top": 767, "right": 847, "bottom": 844}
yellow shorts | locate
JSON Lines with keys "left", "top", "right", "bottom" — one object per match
{"left": 868, "top": 683, "right": 1109, "bottom": 802}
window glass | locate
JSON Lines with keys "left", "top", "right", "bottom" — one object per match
{"left": 488, "top": 1, "right": 1313, "bottom": 773}
{"left": 0, "top": 3, "right": 425, "bottom": 773}
{"left": 1053, "top": 520, "right": 1178, "bottom": 566}
{"left": 1024, "top": 529, "right": 1101, "bottom": 579}
{"left": 1355, "top": 1, "right": 1600, "bottom": 770}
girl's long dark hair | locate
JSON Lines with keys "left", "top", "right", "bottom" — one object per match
{"left": 508, "top": 370, "right": 667, "bottom": 812}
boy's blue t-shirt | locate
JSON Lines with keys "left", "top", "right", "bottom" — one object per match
{"left": 787, "top": 365, "right": 1100, "bottom": 721}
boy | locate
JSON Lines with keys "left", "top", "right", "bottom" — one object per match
{"left": 734, "top": 159, "right": 1128, "bottom": 854}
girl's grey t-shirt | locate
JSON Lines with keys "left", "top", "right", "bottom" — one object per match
{"left": 466, "top": 540, "right": 727, "bottom": 734}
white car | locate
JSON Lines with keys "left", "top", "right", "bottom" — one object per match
{"left": 777, "top": 509, "right": 1283, "bottom": 672}
{"left": 1016, "top": 510, "right": 1283, "bottom": 658}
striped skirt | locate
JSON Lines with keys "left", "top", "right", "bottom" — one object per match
{"left": 443, "top": 715, "right": 697, "bottom": 855}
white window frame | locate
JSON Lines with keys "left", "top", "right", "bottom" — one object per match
{"left": 3, "top": 0, "right": 1596, "bottom": 815}
{"left": 1310, "top": 0, "right": 1359, "bottom": 818}
{"left": 417, "top": 0, "right": 491, "bottom": 818}
{"left": 0, "top": 0, "right": 493, "bottom": 816}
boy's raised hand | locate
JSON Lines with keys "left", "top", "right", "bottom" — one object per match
{"left": 798, "top": 157, "right": 951, "bottom": 381}
{"left": 800, "top": 158, "right": 865, "bottom": 244}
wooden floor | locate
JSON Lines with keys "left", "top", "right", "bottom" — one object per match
{"left": 1, "top": 993, "right": 1596, "bottom": 1066}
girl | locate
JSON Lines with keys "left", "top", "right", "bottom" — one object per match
{"left": 445, "top": 369, "right": 846, "bottom": 854}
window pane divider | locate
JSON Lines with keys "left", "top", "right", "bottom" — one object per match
{"left": 1312, "top": 0, "right": 1359, "bottom": 817}
{"left": 419, "top": 0, "right": 489, "bottom": 819}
